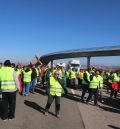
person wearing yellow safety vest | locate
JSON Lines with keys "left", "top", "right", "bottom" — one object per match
{"left": 81, "top": 68, "right": 90, "bottom": 102}
{"left": 69, "top": 68, "right": 77, "bottom": 89}
{"left": 0, "top": 60, "right": 20, "bottom": 121}
{"left": 97, "top": 70, "right": 104, "bottom": 102}
{"left": 77, "top": 68, "right": 84, "bottom": 89}
{"left": 86, "top": 70, "right": 99, "bottom": 106}
{"left": 65, "top": 68, "right": 70, "bottom": 88}
{"left": 44, "top": 71, "right": 66, "bottom": 118}
{"left": 22, "top": 66, "right": 32, "bottom": 96}
{"left": 110, "top": 72, "right": 120, "bottom": 98}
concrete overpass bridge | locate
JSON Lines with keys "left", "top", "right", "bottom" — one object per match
{"left": 40, "top": 45, "right": 120, "bottom": 68}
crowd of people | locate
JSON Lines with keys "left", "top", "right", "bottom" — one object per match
{"left": 0, "top": 59, "right": 120, "bottom": 121}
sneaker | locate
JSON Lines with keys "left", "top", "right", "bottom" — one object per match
{"left": 56, "top": 114, "right": 60, "bottom": 118}
{"left": 94, "top": 104, "right": 100, "bottom": 107}
{"left": 25, "top": 94, "right": 29, "bottom": 96}
{"left": 31, "top": 91, "right": 35, "bottom": 94}
{"left": 85, "top": 101, "right": 89, "bottom": 105}
{"left": 44, "top": 111, "right": 48, "bottom": 116}
{"left": 8, "top": 118, "right": 15, "bottom": 120}
{"left": 3, "top": 119, "right": 7, "bottom": 122}
{"left": 22, "top": 93, "right": 26, "bottom": 96}
{"left": 80, "top": 99, "right": 84, "bottom": 102}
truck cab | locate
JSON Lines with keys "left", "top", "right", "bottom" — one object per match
{"left": 68, "top": 60, "right": 81, "bottom": 72}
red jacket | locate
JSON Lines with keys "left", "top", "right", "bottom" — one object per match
{"left": 112, "top": 82, "right": 119, "bottom": 91}
{"left": 18, "top": 75, "right": 22, "bottom": 93}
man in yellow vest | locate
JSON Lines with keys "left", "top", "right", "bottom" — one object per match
{"left": 0, "top": 60, "right": 20, "bottom": 121}
{"left": 86, "top": 70, "right": 99, "bottom": 106}
{"left": 81, "top": 68, "right": 90, "bottom": 102}
{"left": 22, "top": 66, "right": 32, "bottom": 96}
{"left": 110, "top": 72, "right": 120, "bottom": 98}
{"left": 97, "top": 70, "right": 104, "bottom": 102}
{"left": 77, "top": 68, "right": 84, "bottom": 89}
{"left": 44, "top": 71, "right": 66, "bottom": 118}
{"left": 69, "top": 68, "right": 77, "bottom": 89}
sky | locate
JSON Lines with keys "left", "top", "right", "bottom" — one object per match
{"left": 0, "top": 0, "right": 120, "bottom": 65}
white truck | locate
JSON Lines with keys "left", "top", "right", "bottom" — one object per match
{"left": 68, "top": 59, "right": 81, "bottom": 72}
{"left": 56, "top": 62, "right": 66, "bottom": 68}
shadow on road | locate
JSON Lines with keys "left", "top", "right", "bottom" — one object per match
{"left": 62, "top": 93, "right": 81, "bottom": 102}
{"left": 99, "top": 96, "right": 120, "bottom": 114}
{"left": 35, "top": 88, "right": 47, "bottom": 96}
{"left": 24, "top": 100, "right": 57, "bottom": 117}
{"left": 100, "top": 105, "right": 120, "bottom": 114}
{"left": 105, "top": 97, "right": 120, "bottom": 109}
{"left": 108, "top": 125, "right": 120, "bottom": 129}
{"left": 24, "top": 100, "right": 45, "bottom": 114}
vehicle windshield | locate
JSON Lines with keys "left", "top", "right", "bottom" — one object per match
{"left": 71, "top": 64, "right": 80, "bottom": 67}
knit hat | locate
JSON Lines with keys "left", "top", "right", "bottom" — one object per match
{"left": 4, "top": 60, "right": 11, "bottom": 67}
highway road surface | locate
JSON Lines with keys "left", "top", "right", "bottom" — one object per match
{"left": 0, "top": 87, "right": 85, "bottom": 129}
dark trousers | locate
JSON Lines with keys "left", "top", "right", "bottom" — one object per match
{"left": 110, "top": 88, "right": 118, "bottom": 98}
{"left": 2, "top": 92, "right": 16, "bottom": 119}
{"left": 87, "top": 89, "right": 98, "bottom": 105}
{"left": 78, "top": 78, "right": 83, "bottom": 89}
{"left": 81, "top": 84, "right": 89, "bottom": 101}
{"left": 66, "top": 78, "right": 70, "bottom": 88}
{"left": 45, "top": 94, "right": 60, "bottom": 114}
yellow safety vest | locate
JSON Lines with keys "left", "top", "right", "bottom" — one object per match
{"left": 23, "top": 71, "right": 32, "bottom": 82}
{"left": 70, "top": 71, "right": 76, "bottom": 79}
{"left": 89, "top": 76, "right": 99, "bottom": 89}
{"left": 50, "top": 77, "right": 62, "bottom": 96}
{"left": 97, "top": 75, "right": 103, "bottom": 88}
{"left": 0, "top": 67, "right": 16, "bottom": 91}
{"left": 78, "top": 72, "right": 83, "bottom": 79}
{"left": 65, "top": 71, "right": 70, "bottom": 78}
{"left": 113, "top": 73, "right": 119, "bottom": 82}
{"left": 35, "top": 68, "right": 39, "bottom": 77}
{"left": 16, "top": 69, "right": 21, "bottom": 75}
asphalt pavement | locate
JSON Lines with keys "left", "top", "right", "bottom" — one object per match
{"left": 0, "top": 87, "right": 85, "bottom": 129}
{"left": 0, "top": 86, "right": 120, "bottom": 129}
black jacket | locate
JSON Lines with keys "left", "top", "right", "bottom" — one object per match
{"left": 31, "top": 68, "right": 37, "bottom": 81}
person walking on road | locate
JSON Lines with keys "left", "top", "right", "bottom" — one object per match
{"left": 0, "top": 60, "right": 20, "bottom": 121}
{"left": 31, "top": 65, "right": 37, "bottom": 94}
{"left": 81, "top": 68, "right": 90, "bottom": 102}
{"left": 44, "top": 71, "right": 66, "bottom": 118}
{"left": 22, "top": 66, "right": 32, "bottom": 96}
{"left": 86, "top": 70, "right": 99, "bottom": 106}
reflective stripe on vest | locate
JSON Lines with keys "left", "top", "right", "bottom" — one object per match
{"left": 0, "top": 67, "right": 16, "bottom": 91}
{"left": 89, "top": 76, "right": 99, "bottom": 89}
{"left": 50, "top": 77, "right": 62, "bottom": 96}
{"left": 23, "top": 71, "right": 32, "bottom": 82}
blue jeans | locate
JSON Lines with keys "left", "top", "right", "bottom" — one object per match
{"left": 23, "top": 82, "right": 31, "bottom": 95}
{"left": 87, "top": 88, "right": 98, "bottom": 105}
{"left": 31, "top": 79, "right": 37, "bottom": 92}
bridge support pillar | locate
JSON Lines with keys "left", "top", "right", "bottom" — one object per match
{"left": 87, "top": 57, "right": 91, "bottom": 69}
